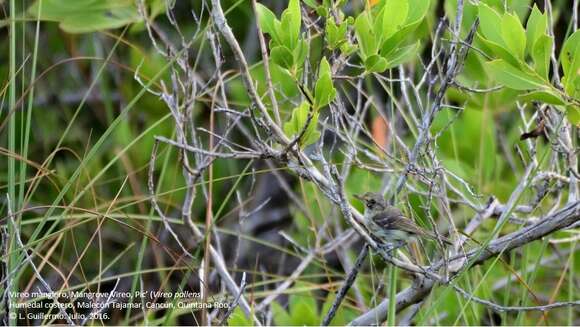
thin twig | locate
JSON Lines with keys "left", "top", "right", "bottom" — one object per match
{"left": 322, "top": 245, "right": 369, "bottom": 326}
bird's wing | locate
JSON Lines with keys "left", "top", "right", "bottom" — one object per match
{"left": 370, "top": 209, "right": 406, "bottom": 229}
{"left": 371, "top": 211, "right": 422, "bottom": 234}
{"left": 389, "top": 218, "right": 426, "bottom": 236}
{"left": 371, "top": 210, "right": 453, "bottom": 244}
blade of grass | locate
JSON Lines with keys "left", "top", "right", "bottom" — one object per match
{"left": 124, "top": 133, "right": 175, "bottom": 324}
{"left": 387, "top": 265, "right": 397, "bottom": 326}
{"left": 7, "top": 1, "right": 18, "bottom": 324}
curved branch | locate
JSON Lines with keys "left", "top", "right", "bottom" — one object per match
{"left": 349, "top": 201, "right": 580, "bottom": 325}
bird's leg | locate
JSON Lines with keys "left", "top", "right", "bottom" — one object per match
{"left": 375, "top": 242, "right": 396, "bottom": 258}
{"left": 378, "top": 242, "right": 393, "bottom": 254}
{"left": 379, "top": 241, "right": 405, "bottom": 257}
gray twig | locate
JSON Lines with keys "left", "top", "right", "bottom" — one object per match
{"left": 322, "top": 244, "right": 369, "bottom": 326}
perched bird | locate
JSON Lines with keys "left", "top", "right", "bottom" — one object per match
{"left": 354, "top": 192, "right": 452, "bottom": 248}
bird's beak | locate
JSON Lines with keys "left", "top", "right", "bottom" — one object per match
{"left": 353, "top": 194, "right": 364, "bottom": 201}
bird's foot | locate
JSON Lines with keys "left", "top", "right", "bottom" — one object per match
{"left": 378, "top": 241, "right": 405, "bottom": 257}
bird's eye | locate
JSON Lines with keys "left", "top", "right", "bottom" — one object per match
{"left": 367, "top": 199, "right": 376, "bottom": 207}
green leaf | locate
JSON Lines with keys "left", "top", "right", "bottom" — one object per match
{"left": 270, "top": 45, "right": 294, "bottom": 69}
{"left": 519, "top": 89, "right": 564, "bottom": 105}
{"left": 560, "top": 30, "right": 580, "bottom": 98}
{"left": 531, "top": 34, "right": 552, "bottom": 80}
{"left": 525, "top": 5, "right": 547, "bottom": 55}
{"left": 364, "top": 54, "right": 389, "bottom": 73}
{"left": 292, "top": 39, "right": 309, "bottom": 71}
{"left": 379, "top": 20, "right": 422, "bottom": 56}
{"left": 271, "top": 302, "right": 293, "bottom": 326}
{"left": 567, "top": 105, "right": 580, "bottom": 126}
{"left": 501, "top": 12, "right": 526, "bottom": 60}
{"left": 27, "top": 0, "right": 141, "bottom": 33}
{"left": 377, "top": 0, "right": 428, "bottom": 56}
{"left": 486, "top": 59, "right": 545, "bottom": 90}
{"left": 227, "top": 308, "right": 253, "bottom": 326}
{"left": 315, "top": 5, "right": 329, "bottom": 18}
{"left": 289, "top": 294, "right": 318, "bottom": 325}
{"left": 478, "top": 3, "right": 504, "bottom": 45}
{"left": 280, "top": 0, "right": 301, "bottom": 49}
{"left": 405, "top": 0, "right": 430, "bottom": 25}
{"left": 383, "top": 42, "right": 420, "bottom": 69}
{"left": 302, "top": 0, "right": 318, "bottom": 8}
{"left": 381, "top": 0, "right": 409, "bottom": 40}
{"left": 326, "top": 18, "right": 339, "bottom": 49}
{"left": 326, "top": 18, "right": 348, "bottom": 50}
{"left": 340, "top": 41, "right": 357, "bottom": 56}
{"left": 283, "top": 102, "right": 321, "bottom": 147}
{"left": 314, "top": 57, "right": 336, "bottom": 108}
{"left": 354, "top": 11, "right": 378, "bottom": 58}
{"left": 477, "top": 33, "right": 522, "bottom": 67}
{"left": 256, "top": 3, "right": 282, "bottom": 45}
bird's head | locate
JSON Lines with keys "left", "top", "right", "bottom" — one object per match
{"left": 354, "top": 192, "right": 387, "bottom": 212}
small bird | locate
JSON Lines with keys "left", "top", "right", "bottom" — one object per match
{"left": 520, "top": 117, "right": 547, "bottom": 141}
{"left": 354, "top": 192, "right": 452, "bottom": 248}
